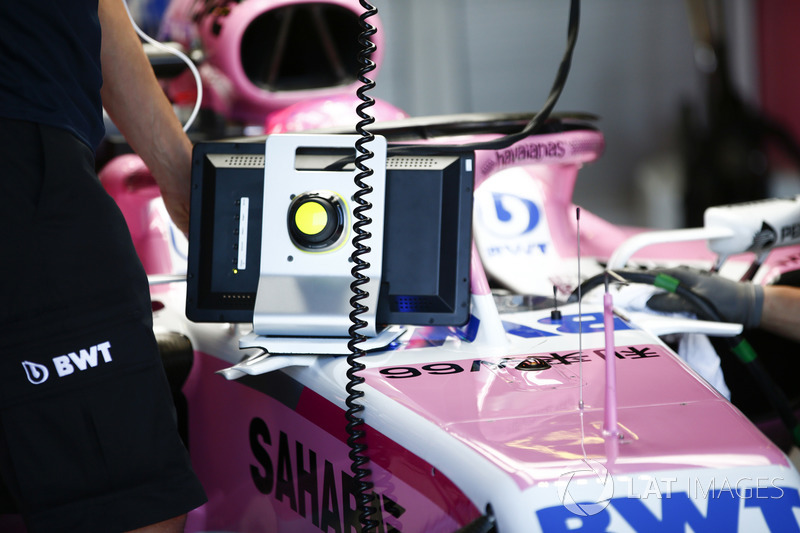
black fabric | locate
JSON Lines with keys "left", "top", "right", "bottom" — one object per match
{"left": 0, "top": 119, "right": 149, "bottom": 328}
{"left": 0, "top": 120, "right": 206, "bottom": 531}
{"left": 0, "top": 311, "right": 206, "bottom": 532}
{"left": 0, "top": 0, "right": 104, "bottom": 150}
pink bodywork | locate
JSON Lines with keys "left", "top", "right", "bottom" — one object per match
{"left": 90, "top": 3, "right": 800, "bottom": 528}
{"left": 100, "top": 125, "right": 800, "bottom": 531}
{"left": 265, "top": 94, "right": 409, "bottom": 134}
{"left": 160, "top": 0, "right": 386, "bottom": 125}
{"left": 98, "top": 154, "right": 175, "bottom": 279}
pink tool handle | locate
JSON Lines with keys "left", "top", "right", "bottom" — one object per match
{"left": 603, "top": 290, "right": 619, "bottom": 436}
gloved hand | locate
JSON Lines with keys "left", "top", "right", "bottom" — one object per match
{"left": 646, "top": 266, "right": 764, "bottom": 328}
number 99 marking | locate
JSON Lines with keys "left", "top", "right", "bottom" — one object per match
{"left": 379, "top": 363, "right": 465, "bottom": 379}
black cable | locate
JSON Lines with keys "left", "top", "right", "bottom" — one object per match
{"left": 453, "top": 507, "right": 496, "bottom": 533}
{"left": 570, "top": 269, "right": 800, "bottom": 446}
{"left": 337, "top": 4, "right": 580, "bottom": 525}
{"left": 387, "top": 0, "right": 580, "bottom": 156}
{"left": 345, "top": 1, "right": 379, "bottom": 531}
{"left": 319, "top": 0, "right": 581, "bottom": 170}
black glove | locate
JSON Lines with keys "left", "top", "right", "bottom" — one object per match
{"left": 646, "top": 266, "right": 764, "bottom": 328}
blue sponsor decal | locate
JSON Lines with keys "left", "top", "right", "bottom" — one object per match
{"left": 536, "top": 488, "right": 800, "bottom": 532}
{"left": 539, "top": 312, "right": 632, "bottom": 334}
{"left": 394, "top": 312, "right": 632, "bottom": 349}
{"left": 458, "top": 315, "right": 482, "bottom": 342}
{"left": 396, "top": 316, "right": 483, "bottom": 349}
{"left": 502, "top": 321, "right": 559, "bottom": 338}
{"left": 488, "top": 192, "right": 540, "bottom": 237}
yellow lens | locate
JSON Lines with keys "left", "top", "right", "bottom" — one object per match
{"left": 294, "top": 201, "right": 329, "bottom": 235}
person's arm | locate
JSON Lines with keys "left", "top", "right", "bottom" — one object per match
{"left": 98, "top": 0, "right": 192, "bottom": 235}
{"left": 646, "top": 266, "right": 800, "bottom": 343}
{"left": 760, "top": 285, "right": 800, "bottom": 343}
{"left": 646, "top": 266, "right": 764, "bottom": 328}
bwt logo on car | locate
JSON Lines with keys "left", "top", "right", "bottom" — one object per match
{"left": 484, "top": 192, "right": 541, "bottom": 237}
{"left": 22, "top": 341, "right": 113, "bottom": 385}
{"left": 539, "top": 467, "right": 800, "bottom": 532}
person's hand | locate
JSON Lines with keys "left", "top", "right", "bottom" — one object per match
{"left": 646, "top": 266, "right": 764, "bottom": 328}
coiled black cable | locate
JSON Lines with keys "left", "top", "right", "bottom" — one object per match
{"left": 321, "top": 0, "right": 581, "bottom": 171}
{"left": 569, "top": 269, "right": 800, "bottom": 446}
{"left": 345, "top": 0, "right": 379, "bottom": 530}
{"left": 340, "top": 3, "right": 581, "bottom": 529}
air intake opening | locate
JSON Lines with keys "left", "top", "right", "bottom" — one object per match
{"left": 241, "top": 4, "right": 362, "bottom": 91}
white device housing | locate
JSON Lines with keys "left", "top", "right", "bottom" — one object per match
{"left": 705, "top": 195, "right": 800, "bottom": 256}
{"left": 253, "top": 134, "right": 387, "bottom": 338}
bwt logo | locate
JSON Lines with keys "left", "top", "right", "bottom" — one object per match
{"left": 483, "top": 192, "right": 541, "bottom": 237}
{"left": 22, "top": 341, "right": 113, "bottom": 385}
{"left": 541, "top": 473, "right": 800, "bottom": 531}
{"left": 557, "top": 459, "right": 614, "bottom": 516}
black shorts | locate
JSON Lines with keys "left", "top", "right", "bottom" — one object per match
{"left": 0, "top": 119, "right": 207, "bottom": 532}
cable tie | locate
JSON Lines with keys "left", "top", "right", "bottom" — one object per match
{"left": 731, "top": 338, "right": 758, "bottom": 364}
{"left": 654, "top": 273, "right": 680, "bottom": 293}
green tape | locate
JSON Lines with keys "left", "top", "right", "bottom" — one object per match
{"left": 654, "top": 273, "right": 680, "bottom": 293}
{"left": 731, "top": 339, "right": 758, "bottom": 364}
